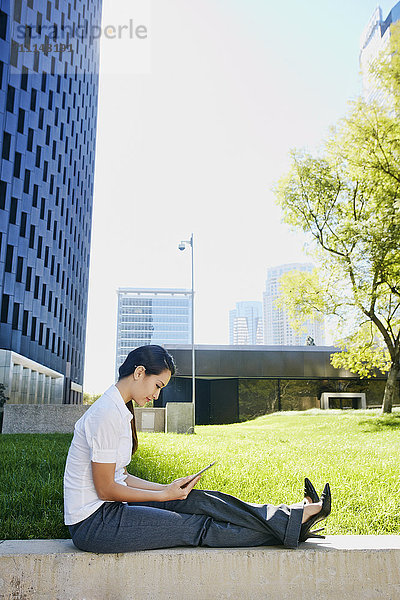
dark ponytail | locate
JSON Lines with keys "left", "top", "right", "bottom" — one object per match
{"left": 118, "top": 345, "right": 176, "bottom": 455}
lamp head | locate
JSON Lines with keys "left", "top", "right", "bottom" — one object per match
{"left": 178, "top": 242, "right": 186, "bottom": 251}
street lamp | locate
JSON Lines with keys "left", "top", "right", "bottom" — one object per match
{"left": 178, "top": 233, "right": 195, "bottom": 431}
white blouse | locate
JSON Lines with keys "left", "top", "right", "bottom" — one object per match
{"left": 63, "top": 385, "right": 133, "bottom": 525}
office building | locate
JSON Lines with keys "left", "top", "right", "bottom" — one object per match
{"left": 263, "top": 263, "right": 325, "bottom": 346}
{"left": 0, "top": 1, "right": 102, "bottom": 405}
{"left": 360, "top": 2, "right": 400, "bottom": 103}
{"left": 116, "top": 288, "right": 192, "bottom": 377}
{"left": 229, "top": 301, "right": 263, "bottom": 345}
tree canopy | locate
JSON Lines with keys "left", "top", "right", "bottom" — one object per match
{"left": 275, "top": 23, "right": 400, "bottom": 413}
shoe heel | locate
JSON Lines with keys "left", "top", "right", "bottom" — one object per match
{"left": 308, "top": 528, "right": 325, "bottom": 539}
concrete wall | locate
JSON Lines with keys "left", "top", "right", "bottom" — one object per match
{"left": 0, "top": 537, "right": 399, "bottom": 599}
{"left": 165, "top": 402, "right": 194, "bottom": 433}
{"left": 2, "top": 405, "right": 169, "bottom": 434}
{"left": 2, "top": 404, "right": 89, "bottom": 434}
{"left": 134, "top": 407, "right": 165, "bottom": 432}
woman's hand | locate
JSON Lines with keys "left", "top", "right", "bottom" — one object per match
{"left": 162, "top": 475, "right": 202, "bottom": 501}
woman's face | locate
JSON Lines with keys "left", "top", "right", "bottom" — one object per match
{"left": 131, "top": 367, "right": 171, "bottom": 407}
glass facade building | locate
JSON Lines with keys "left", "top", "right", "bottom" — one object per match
{"left": 229, "top": 301, "right": 263, "bottom": 345}
{"left": 116, "top": 288, "right": 192, "bottom": 377}
{"left": 0, "top": 0, "right": 102, "bottom": 402}
{"left": 263, "top": 263, "right": 325, "bottom": 346}
{"left": 360, "top": 2, "right": 400, "bottom": 103}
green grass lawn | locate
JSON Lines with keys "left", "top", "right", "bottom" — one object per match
{"left": 1, "top": 409, "right": 400, "bottom": 539}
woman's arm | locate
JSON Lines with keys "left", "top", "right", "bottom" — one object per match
{"left": 124, "top": 470, "right": 165, "bottom": 491}
{"left": 92, "top": 462, "right": 201, "bottom": 502}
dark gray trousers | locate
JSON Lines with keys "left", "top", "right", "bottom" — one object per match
{"left": 69, "top": 489, "right": 304, "bottom": 553}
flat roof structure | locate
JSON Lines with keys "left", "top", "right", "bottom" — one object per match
{"left": 165, "top": 345, "right": 360, "bottom": 380}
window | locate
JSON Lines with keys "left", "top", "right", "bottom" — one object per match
{"left": 21, "top": 66, "right": 28, "bottom": 90}
{"left": 10, "top": 41, "right": 19, "bottom": 67}
{"left": 24, "top": 25, "right": 31, "bottom": 50}
{"left": 2, "top": 132, "right": 11, "bottom": 160}
{"left": 13, "top": 0, "right": 22, "bottom": 23}
{"left": 41, "top": 71, "right": 47, "bottom": 92}
{"left": 35, "top": 145, "right": 41, "bottom": 168}
{"left": 13, "top": 152, "right": 21, "bottom": 178}
{"left": 25, "top": 266, "right": 32, "bottom": 291}
{"left": 5, "top": 245, "right": 13, "bottom": 272}
{"left": 40, "top": 197, "right": 45, "bottom": 219}
{"left": 38, "top": 322, "right": 44, "bottom": 345}
{"left": 30, "top": 88, "right": 37, "bottom": 111}
{"left": 33, "top": 51, "right": 39, "bottom": 72}
{"left": 37, "top": 235, "right": 43, "bottom": 258}
{"left": 22, "top": 310, "right": 29, "bottom": 336}
{"left": 0, "top": 181, "right": 6, "bottom": 209}
{"left": 32, "top": 185, "right": 38, "bottom": 208}
{"left": 36, "top": 11, "right": 42, "bottom": 34}
{"left": 38, "top": 108, "right": 44, "bottom": 129}
{"left": 9, "top": 197, "right": 18, "bottom": 224}
{"left": 12, "top": 303, "right": 20, "bottom": 330}
{"left": 1, "top": 294, "right": 9, "bottom": 323}
{"left": 41, "top": 283, "right": 46, "bottom": 306}
{"left": 29, "top": 224, "right": 35, "bottom": 248}
{"left": 27, "top": 128, "right": 34, "bottom": 151}
{"left": 17, "top": 109, "right": 25, "bottom": 133}
{"left": 6, "top": 85, "right": 15, "bottom": 112}
{"left": 34, "top": 276, "right": 40, "bottom": 299}
{"left": 19, "top": 212, "right": 27, "bottom": 237}
{"left": 16, "top": 257, "right": 23, "bottom": 282}
{"left": 23, "top": 169, "right": 31, "bottom": 194}
{"left": 0, "top": 11, "right": 7, "bottom": 40}
{"left": 46, "top": 1, "right": 51, "bottom": 20}
{"left": 0, "top": 60, "right": 3, "bottom": 89}
{"left": 30, "top": 316, "right": 36, "bottom": 341}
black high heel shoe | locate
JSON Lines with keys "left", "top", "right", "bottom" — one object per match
{"left": 299, "top": 482, "right": 331, "bottom": 542}
{"left": 304, "top": 478, "right": 319, "bottom": 503}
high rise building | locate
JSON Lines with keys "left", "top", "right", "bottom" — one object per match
{"left": 229, "top": 301, "right": 263, "bottom": 345}
{"left": 263, "top": 263, "right": 325, "bottom": 346}
{"left": 116, "top": 288, "right": 192, "bottom": 378}
{"left": 0, "top": 1, "right": 102, "bottom": 405}
{"left": 360, "top": 2, "right": 400, "bottom": 103}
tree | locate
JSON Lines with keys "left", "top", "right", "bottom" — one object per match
{"left": 275, "top": 28, "right": 400, "bottom": 413}
{"left": 83, "top": 392, "right": 101, "bottom": 405}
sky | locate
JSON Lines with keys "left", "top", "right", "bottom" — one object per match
{"left": 83, "top": 0, "right": 398, "bottom": 393}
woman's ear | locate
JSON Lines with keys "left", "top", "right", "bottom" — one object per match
{"left": 134, "top": 365, "right": 146, "bottom": 380}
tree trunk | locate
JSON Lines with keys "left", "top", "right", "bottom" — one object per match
{"left": 381, "top": 361, "right": 400, "bottom": 414}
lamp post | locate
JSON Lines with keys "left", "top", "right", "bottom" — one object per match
{"left": 178, "top": 233, "right": 195, "bottom": 431}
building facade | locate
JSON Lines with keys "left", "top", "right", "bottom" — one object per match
{"left": 160, "top": 345, "right": 393, "bottom": 425}
{"left": 360, "top": 2, "right": 400, "bottom": 103}
{"left": 229, "top": 301, "right": 263, "bottom": 345}
{"left": 0, "top": 0, "right": 102, "bottom": 404}
{"left": 116, "top": 288, "right": 192, "bottom": 378}
{"left": 263, "top": 263, "right": 325, "bottom": 346}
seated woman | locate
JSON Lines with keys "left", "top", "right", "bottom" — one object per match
{"left": 64, "top": 345, "right": 331, "bottom": 553}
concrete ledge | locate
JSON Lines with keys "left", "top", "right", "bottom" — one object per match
{"left": 1, "top": 536, "right": 400, "bottom": 599}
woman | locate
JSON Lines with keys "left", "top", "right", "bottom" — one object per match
{"left": 64, "top": 345, "right": 331, "bottom": 552}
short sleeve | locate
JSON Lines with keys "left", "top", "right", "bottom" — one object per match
{"left": 84, "top": 412, "right": 120, "bottom": 463}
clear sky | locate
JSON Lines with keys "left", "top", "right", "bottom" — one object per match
{"left": 83, "top": 0, "right": 398, "bottom": 393}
